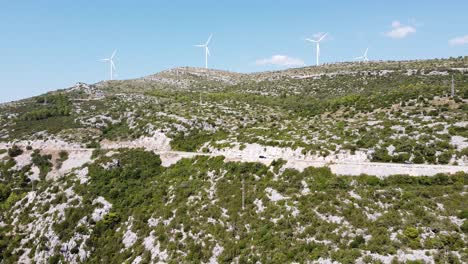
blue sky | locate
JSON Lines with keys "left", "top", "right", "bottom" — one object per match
{"left": 1, "top": 0, "right": 467, "bottom": 103}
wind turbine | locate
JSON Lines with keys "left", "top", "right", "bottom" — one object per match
{"left": 194, "top": 34, "right": 212, "bottom": 69}
{"left": 100, "top": 49, "right": 117, "bottom": 80}
{"left": 354, "top": 48, "right": 369, "bottom": 63}
{"left": 306, "top": 32, "right": 328, "bottom": 66}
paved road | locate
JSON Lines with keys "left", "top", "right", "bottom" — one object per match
{"left": 155, "top": 150, "right": 467, "bottom": 177}
{"left": 2, "top": 143, "right": 467, "bottom": 177}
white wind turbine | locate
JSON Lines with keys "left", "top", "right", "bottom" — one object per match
{"left": 354, "top": 48, "right": 369, "bottom": 63}
{"left": 194, "top": 34, "right": 212, "bottom": 69}
{"left": 306, "top": 32, "right": 328, "bottom": 66}
{"left": 100, "top": 49, "right": 117, "bottom": 80}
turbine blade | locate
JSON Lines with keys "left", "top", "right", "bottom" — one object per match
{"left": 205, "top": 34, "right": 213, "bottom": 45}
{"left": 111, "top": 60, "right": 116, "bottom": 70}
{"left": 111, "top": 49, "right": 117, "bottom": 59}
{"left": 318, "top": 32, "right": 328, "bottom": 42}
{"left": 194, "top": 45, "right": 205, "bottom": 47}
{"left": 206, "top": 47, "right": 210, "bottom": 56}
{"left": 305, "top": 38, "right": 317, "bottom": 42}
{"left": 364, "top": 48, "right": 369, "bottom": 56}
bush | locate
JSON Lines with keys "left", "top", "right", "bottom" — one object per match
{"left": 0, "top": 183, "right": 11, "bottom": 202}
{"left": 404, "top": 227, "right": 419, "bottom": 239}
{"left": 21, "top": 94, "right": 72, "bottom": 121}
{"left": 48, "top": 255, "right": 61, "bottom": 264}
{"left": 101, "top": 212, "right": 121, "bottom": 229}
{"left": 392, "top": 153, "right": 410, "bottom": 163}
{"left": 8, "top": 145, "right": 23, "bottom": 158}
{"left": 59, "top": 150, "right": 69, "bottom": 161}
{"left": 31, "top": 150, "right": 52, "bottom": 178}
{"left": 86, "top": 141, "right": 101, "bottom": 149}
{"left": 350, "top": 235, "right": 365, "bottom": 248}
{"left": 371, "top": 148, "right": 392, "bottom": 162}
{"left": 55, "top": 150, "right": 70, "bottom": 169}
{"left": 437, "top": 151, "right": 452, "bottom": 164}
{"left": 461, "top": 220, "right": 468, "bottom": 233}
{"left": 458, "top": 210, "right": 468, "bottom": 219}
{"left": 412, "top": 153, "right": 425, "bottom": 164}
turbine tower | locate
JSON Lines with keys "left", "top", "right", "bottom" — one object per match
{"left": 306, "top": 32, "right": 328, "bottom": 66}
{"left": 451, "top": 75, "right": 455, "bottom": 97}
{"left": 354, "top": 48, "right": 369, "bottom": 63}
{"left": 100, "top": 50, "right": 117, "bottom": 80}
{"left": 195, "top": 34, "right": 212, "bottom": 69}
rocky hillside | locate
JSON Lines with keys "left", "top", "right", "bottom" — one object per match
{"left": 0, "top": 57, "right": 467, "bottom": 263}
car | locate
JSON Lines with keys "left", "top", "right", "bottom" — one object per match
{"left": 259, "top": 155, "right": 267, "bottom": 159}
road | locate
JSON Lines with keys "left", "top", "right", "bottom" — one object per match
{"left": 2, "top": 142, "right": 467, "bottom": 177}
{"left": 154, "top": 150, "right": 467, "bottom": 177}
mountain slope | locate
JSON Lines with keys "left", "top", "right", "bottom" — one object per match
{"left": 0, "top": 57, "right": 467, "bottom": 263}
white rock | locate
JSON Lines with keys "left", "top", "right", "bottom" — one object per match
{"left": 265, "top": 187, "right": 288, "bottom": 202}
{"left": 209, "top": 244, "right": 224, "bottom": 264}
{"left": 91, "top": 196, "right": 112, "bottom": 222}
{"left": 253, "top": 199, "right": 265, "bottom": 213}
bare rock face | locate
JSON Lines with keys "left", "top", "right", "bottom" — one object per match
{"left": 68, "top": 82, "right": 104, "bottom": 98}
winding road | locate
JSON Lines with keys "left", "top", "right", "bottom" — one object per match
{"left": 1, "top": 141, "right": 467, "bottom": 177}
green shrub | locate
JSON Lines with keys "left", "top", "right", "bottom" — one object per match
{"left": 371, "top": 148, "right": 392, "bottom": 162}
{"left": 437, "top": 151, "right": 452, "bottom": 164}
{"left": 31, "top": 150, "right": 52, "bottom": 178}
{"left": 350, "top": 235, "right": 365, "bottom": 248}
{"left": 412, "top": 153, "right": 425, "bottom": 164}
{"left": 461, "top": 220, "right": 468, "bottom": 233}
{"left": 101, "top": 212, "right": 121, "bottom": 229}
{"left": 21, "top": 94, "right": 72, "bottom": 121}
{"left": 403, "top": 227, "right": 419, "bottom": 239}
{"left": 458, "top": 210, "right": 468, "bottom": 219}
{"left": 59, "top": 150, "right": 69, "bottom": 161}
{"left": 55, "top": 150, "right": 69, "bottom": 169}
{"left": 86, "top": 141, "right": 101, "bottom": 149}
{"left": 0, "top": 183, "right": 11, "bottom": 202}
{"left": 8, "top": 145, "right": 23, "bottom": 158}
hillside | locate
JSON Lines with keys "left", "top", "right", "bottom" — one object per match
{"left": 0, "top": 57, "right": 467, "bottom": 263}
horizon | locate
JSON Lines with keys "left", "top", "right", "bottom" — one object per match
{"left": 1, "top": 1, "right": 468, "bottom": 103}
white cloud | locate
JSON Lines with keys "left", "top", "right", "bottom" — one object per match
{"left": 255, "top": 55, "right": 305, "bottom": 67}
{"left": 385, "top": 20, "right": 416, "bottom": 39}
{"left": 391, "top": 21, "right": 401, "bottom": 28}
{"left": 449, "top": 35, "right": 468, "bottom": 46}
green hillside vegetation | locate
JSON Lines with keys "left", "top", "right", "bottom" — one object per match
{"left": 0, "top": 56, "right": 467, "bottom": 262}
{"left": 1, "top": 58, "right": 467, "bottom": 166}
{"left": 21, "top": 94, "right": 72, "bottom": 121}
{"left": 1, "top": 149, "right": 466, "bottom": 263}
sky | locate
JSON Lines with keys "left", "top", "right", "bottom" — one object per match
{"left": 0, "top": 0, "right": 467, "bottom": 103}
